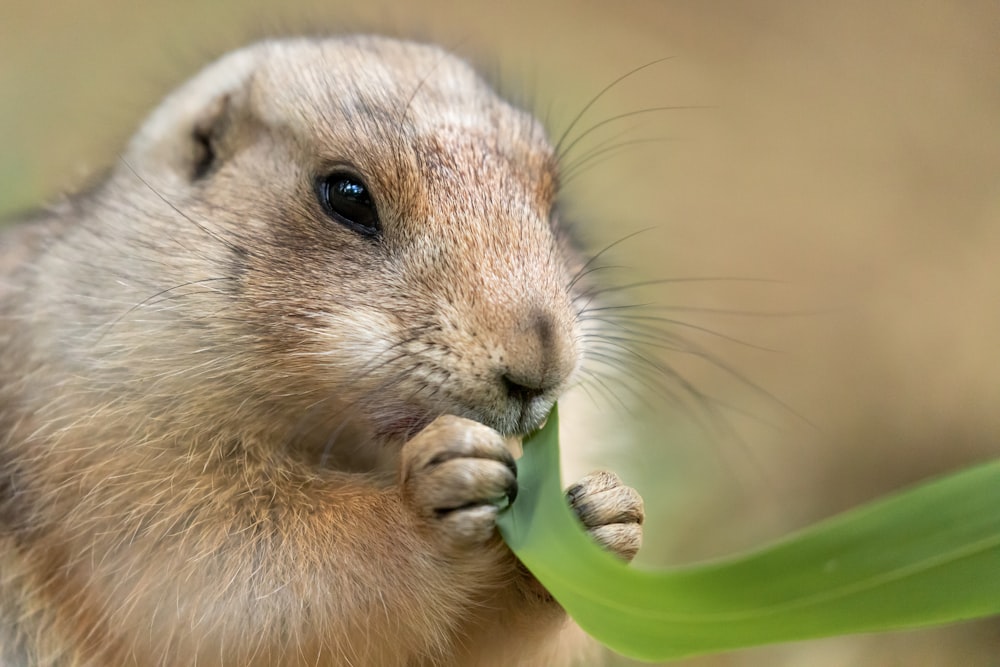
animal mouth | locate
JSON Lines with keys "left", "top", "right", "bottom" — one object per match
{"left": 512, "top": 394, "right": 555, "bottom": 435}
{"left": 371, "top": 392, "right": 556, "bottom": 443}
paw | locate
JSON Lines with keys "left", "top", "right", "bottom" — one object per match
{"left": 401, "top": 415, "right": 517, "bottom": 552}
{"left": 566, "top": 471, "right": 644, "bottom": 562}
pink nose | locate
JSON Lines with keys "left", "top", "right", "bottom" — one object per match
{"left": 496, "top": 310, "right": 574, "bottom": 405}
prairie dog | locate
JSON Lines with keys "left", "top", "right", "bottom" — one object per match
{"left": 0, "top": 36, "right": 643, "bottom": 666}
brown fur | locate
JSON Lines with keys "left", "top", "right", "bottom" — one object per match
{"left": 0, "top": 36, "right": 641, "bottom": 666}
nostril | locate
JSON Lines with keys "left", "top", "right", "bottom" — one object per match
{"left": 501, "top": 373, "right": 547, "bottom": 404}
{"left": 494, "top": 308, "right": 576, "bottom": 409}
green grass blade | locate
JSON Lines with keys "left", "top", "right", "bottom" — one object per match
{"left": 496, "top": 405, "right": 1000, "bottom": 661}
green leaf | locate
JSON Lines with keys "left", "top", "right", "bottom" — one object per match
{"left": 496, "top": 405, "right": 1000, "bottom": 661}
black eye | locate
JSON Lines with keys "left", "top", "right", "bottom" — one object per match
{"left": 317, "top": 171, "right": 380, "bottom": 237}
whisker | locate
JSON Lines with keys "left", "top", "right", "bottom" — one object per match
{"left": 638, "top": 305, "right": 824, "bottom": 317}
{"left": 119, "top": 158, "right": 250, "bottom": 259}
{"left": 567, "top": 228, "right": 655, "bottom": 292}
{"left": 96, "top": 277, "right": 235, "bottom": 342}
{"left": 582, "top": 314, "right": 780, "bottom": 352}
{"left": 584, "top": 276, "right": 785, "bottom": 297}
{"left": 561, "top": 137, "right": 679, "bottom": 185}
{"left": 558, "top": 105, "right": 707, "bottom": 165}
{"left": 593, "top": 314, "right": 811, "bottom": 428}
{"left": 581, "top": 346, "right": 716, "bottom": 426}
{"left": 553, "top": 57, "right": 676, "bottom": 158}
{"left": 318, "top": 419, "right": 352, "bottom": 468}
{"left": 578, "top": 353, "right": 672, "bottom": 414}
{"left": 574, "top": 365, "right": 633, "bottom": 414}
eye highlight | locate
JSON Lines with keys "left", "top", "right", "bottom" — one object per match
{"left": 316, "top": 170, "right": 380, "bottom": 237}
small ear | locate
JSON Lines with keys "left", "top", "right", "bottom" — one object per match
{"left": 189, "top": 93, "right": 232, "bottom": 180}
{"left": 123, "top": 47, "right": 259, "bottom": 186}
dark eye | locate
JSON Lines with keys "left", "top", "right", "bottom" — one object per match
{"left": 317, "top": 171, "right": 380, "bottom": 237}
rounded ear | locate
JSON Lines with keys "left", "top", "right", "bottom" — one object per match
{"left": 188, "top": 92, "right": 234, "bottom": 181}
{"left": 123, "top": 47, "right": 260, "bottom": 186}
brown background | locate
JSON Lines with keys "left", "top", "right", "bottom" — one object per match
{"left": 3, "top": 1, "right": 999, "bottom": 664}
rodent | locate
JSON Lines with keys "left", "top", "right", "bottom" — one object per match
{"left": 0, "top": 36, "right": 643, "bottom": 666}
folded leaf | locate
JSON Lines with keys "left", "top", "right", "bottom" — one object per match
{"left": 496, "top": 405, "right": 1000, "bottom": 661}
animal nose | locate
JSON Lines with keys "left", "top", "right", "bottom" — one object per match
{"left": 498, "top": 310, "right": 573, "bottom": 403}
{"left": 501, "top": 373, "right": 548, "bottom": 404}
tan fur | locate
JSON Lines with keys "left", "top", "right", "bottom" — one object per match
{"left": 0, "top": 36, "right": 640, "bottom": 666}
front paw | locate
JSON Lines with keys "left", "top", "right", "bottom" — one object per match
{"left": 401, "top": 415, "right": 517, "bottom": 552}
{"left": 567, "top": 471, "right": 644, "bottom": 562}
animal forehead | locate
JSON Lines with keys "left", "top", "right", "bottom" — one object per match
{"left": 413, "top": 129, "right": 556, "bottom": 212}
{"left": 252, "top": 38, "right": 546, "bottom": 146}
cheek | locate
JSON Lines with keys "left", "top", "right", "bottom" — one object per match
{"left": 308, "top": 307, "right": 399, "bottom": 387}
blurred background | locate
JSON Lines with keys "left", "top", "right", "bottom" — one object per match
{"left": 2, "top": 1, "right": 999, "bottom": 664}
